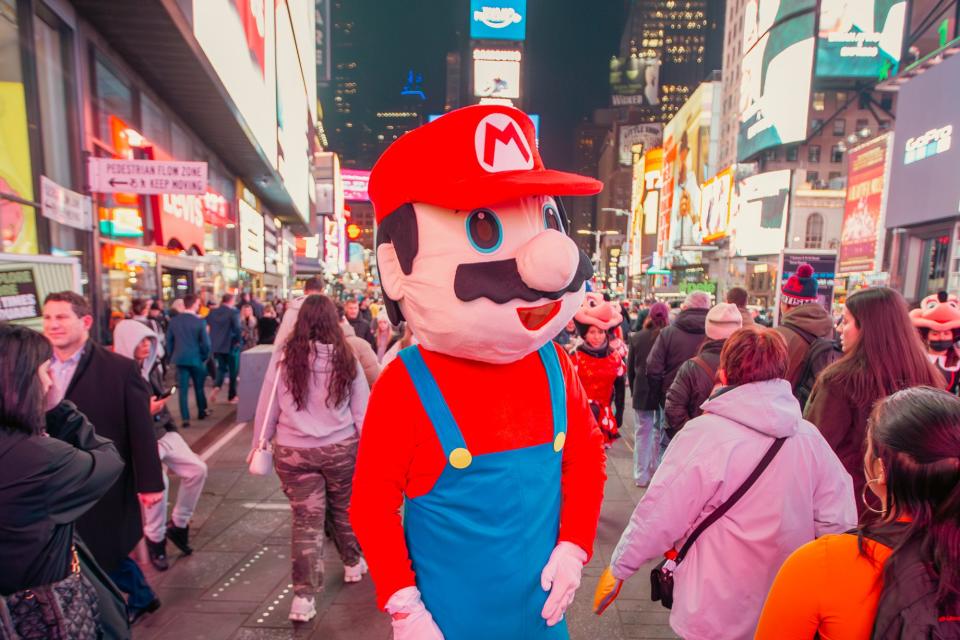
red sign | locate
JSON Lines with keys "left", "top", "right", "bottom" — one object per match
{"left": 838, "top": 135, "right": 891, "bottom": 275}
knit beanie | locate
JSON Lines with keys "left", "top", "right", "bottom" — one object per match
{"left": 705, "top": 303, "right": 743, "bottom": 340}
{"left": 647, "top": 302, "right": 670, "bottom": 326}
{"left": 781, "top": 263, "right": 818, "bottom": 306}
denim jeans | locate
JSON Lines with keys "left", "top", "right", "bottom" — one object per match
{"left": 634, "top": 408, "right": 664, "bottom": 486}
{"left": 108, "top": 557, "right": 156, "bottom": 611}
{"left": 176, "top": 363, "right": 207, "bottom": 421}
{"left": 213, "top": 350, "right": 239, "bottom": 399}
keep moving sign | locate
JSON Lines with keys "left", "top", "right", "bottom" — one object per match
{"left": 87, "top": 158, "right": 207, "bottom": 195}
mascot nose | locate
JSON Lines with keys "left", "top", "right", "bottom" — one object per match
{"left": 516, "top": 229, "right": 581, "bottom": 293}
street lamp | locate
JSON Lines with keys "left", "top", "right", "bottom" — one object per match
{"left": 601, "top": 208, "right": 632, "bottom": 293}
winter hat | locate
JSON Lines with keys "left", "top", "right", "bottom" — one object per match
{"left": 705, "top": 303, "right": 743, "bottom": 340}
{"left": 648, "top": 302, "right": 670, "bottom": 326}
{"left": 781, "top": 263, "right": 818, "bottom": 306}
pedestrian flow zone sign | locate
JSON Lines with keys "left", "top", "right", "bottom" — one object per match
{"left": 87, "top": 158, "right": 207, "bottom": 195}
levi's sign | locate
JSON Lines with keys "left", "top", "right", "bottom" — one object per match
{"left": 88, "top": 158, "right": 207, "bottom": 195}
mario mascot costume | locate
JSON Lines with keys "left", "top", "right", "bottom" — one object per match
{"left": 350, "top": 105, "right": 607, "bottom": 639}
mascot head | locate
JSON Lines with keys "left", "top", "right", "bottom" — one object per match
{"left": 369, "top": 105, "right": 603, "bottom": 364}
{"left": 910, "top": 291, "right": 960, "bottom": 337}
{"left": 573, "top": 292, "right": 623, "bottom": 337}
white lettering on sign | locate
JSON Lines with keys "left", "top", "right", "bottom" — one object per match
{"left": 473, "top": 6, "right": 522, "bottom": 29}
{"left": 40, "top": 176, "right": 92, "bottom": 231}
{"left": 160, "top": 194, "right": 205, "bottom": 229}
{"left": 87, "top": 158, "right": 208, "bottom": 195}
{"left": 904, "top": 125, "right": 952, "bottom": 164}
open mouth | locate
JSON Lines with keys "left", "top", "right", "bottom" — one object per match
{"left": 517, "top": 301, "right": 561, "bottom": 331}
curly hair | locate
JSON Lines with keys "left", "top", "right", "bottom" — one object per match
{"left": 282, "top": 295, "right": 357, "bottom": 410}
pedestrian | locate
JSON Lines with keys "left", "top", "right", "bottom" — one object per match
{"left": 773, "top": 263, "right": 835, "bottom": 386}
{"left": 644, "top": 290, "right": 710, "bottom": 414}
{"left": 207, "top": 293, "right": 242, "bottom": 404}
{"left": 627, "top": 301, "right": 670, "bottom": 486}
{"left": 909, "top": 291, "right": 960, "bottom": 394}
{"left": 805, "top": 287, "right": 942, "bottom": 515}
{"left": 594, "top": 326, "right": 857, "bottom": 640}
{"left": 42, "top": 291, "right": 166, "bottom": 623}
{"left": 373, "top": 310, "right": 397, "bottom": 363}
{"left": 572, "top": 317, "right": 626, "bottom": 447}
{"left": 725, "top": 286, "right": 754, "bottom": 326}
{"left": 338, "top": 304, "right": 381, "bottom": 387}
{"left": 257, "top": 303, "right": 280, "bottom": 344}
{"left": 380, "top": 321, "right": 417, "bottom": 367}
{"left": 344, "top": 297, "right": 375, "bottom": 348}
{"left": 359, "top": 296, "right": 373, "bottom": 323}
{"left": 248, "top": 295, "right": 370, "bottom": 622}
{"left": 169, "top": 298, "right": 185, "bottom": 318}
{"left": 0, "top": 324, "right": 124, "bottom": 639}
{"left": 249, "top": 292, "right": 264, "bottom": 319}
{"left": 553, "top": 318, "right": 580, "bottom": 353}
{"left": 238, "top": 302, "right": 259, "bottom": 350}
{"left": 113, "top": 320, "right": 208, "bottom": 572}
{"left": 166, "top": 293, "right": 212, "bottom": 428}
{"left": 664, "top": 302, "right": 742, "bottom": 436}
{"left": 756, "top": 386, "right": 960, "bottom": 639}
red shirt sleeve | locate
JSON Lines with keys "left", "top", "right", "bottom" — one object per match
{"left": 555, "top": 344, "right": 607, "bottom": 560}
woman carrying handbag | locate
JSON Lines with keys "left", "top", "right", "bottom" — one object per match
{"left": 247, "top": 294, "right": 370, "bottom": 624}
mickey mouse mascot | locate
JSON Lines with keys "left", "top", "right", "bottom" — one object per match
{"left": 350, "top": 105, "right": 607, "bottom": 639}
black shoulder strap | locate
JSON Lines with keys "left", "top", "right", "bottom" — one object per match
{"left": 783, "top": 322, "right": 817, "bottom": 345}
{"left": 676, "top": 436, "right": 787, "bottom": 564}
{"left": 691, "top": 356, "right": 716, "bottom": 381}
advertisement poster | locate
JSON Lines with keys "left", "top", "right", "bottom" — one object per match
{"left": 642, "top": 149, "right": 663, "bottom": 236}
{"left": 474, "top": 59, "right": 521, "bottom": 99}
{"left": 732, "top": 170, "right": 792, "bottom": 257}
{"left": 0, "top": 267, "right": 40, "bottom": 321}
{"left": 0, "top": 82, "right": 38, "bottom": 255}
{"left": 610, "top": 56, "right": 661, "bottom": 107}
{"left": 342, "top": 169, "right": 371, "bottom": 201}
{"left": 699, "top": 168, "right": 734, "bottom": 243}
{"left": 239, "top": 200, "right": 266, "bottom": 273}
{"left": 657, "top": 143, "right": 676, "bottom": 261}
{"left": 777, "top": 250, "right": 838, "bottom": 319}
{"left": 470, "top": 0, "right": 526, "bottom": 41}
{"left": 618, "top": 123, "right": 662, "bottom": 166}
{"left": 276, "top": 0, "right": 312, "bottom": 223}
{"left": 838, "top": 134, "right": 891, "bottom": 274}
{"left": 738, "top": 12, "right": 815, "bottom": 161}
{"left": 742, "top": 0, "right": 817, "bottom": 52}
{"left": 816, "top": 0, "right": 906, "bottom": 78}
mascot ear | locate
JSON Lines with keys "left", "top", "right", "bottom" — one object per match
{"left": 377, "top": 242, "right": 405, "bottom": 303}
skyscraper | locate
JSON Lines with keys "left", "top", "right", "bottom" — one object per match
{"left": 329, "top": 0, "right": 363, "bottom": 167}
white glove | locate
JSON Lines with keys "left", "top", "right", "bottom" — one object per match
{"left": 385, "top": 586, "right": 444, "bottom": 640}
{"left": 540, "top": 541, "right": 588, "bottom": 626}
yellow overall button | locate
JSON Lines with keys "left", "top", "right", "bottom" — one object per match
{"left": 449, "top": 447, "right": 473, "bottom": 469}
{"left": 553, "top": 432, "right": 566, "bottom": 452}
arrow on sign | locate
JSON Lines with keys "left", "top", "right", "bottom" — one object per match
{"left": 109, "top": 178, "right": 131, "bottom": 188}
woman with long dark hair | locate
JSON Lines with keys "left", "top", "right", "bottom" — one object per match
{"left": 757, "top": 386, "right": 960, "bottom": 638}
{"left": 0, "top": 324, "right": 123, "bottom": 638}
{"left": 805, "top": 287, "right": 942, "bottom": 514}
{"left": 248, "top": 295, "right": 370, "bottom": 623}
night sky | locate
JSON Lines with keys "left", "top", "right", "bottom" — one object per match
{"left": 341, "top": 0, "right": 628, "bottom": 170}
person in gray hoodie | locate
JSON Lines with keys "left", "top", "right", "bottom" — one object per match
{"left": 247, "top": 294, "right": 370, "bottom": 623}
{"left": 113, "top": 320, "right": 208, "bottom": 573}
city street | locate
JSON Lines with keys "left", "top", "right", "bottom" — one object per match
{"left": 132, "top": 398, "right": 676, "bottom": 640}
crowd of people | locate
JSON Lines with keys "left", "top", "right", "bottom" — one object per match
{"left": 0, "top": 261, "right": 959, "bottom": 639}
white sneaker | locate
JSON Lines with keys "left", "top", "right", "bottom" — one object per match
{"left": 344, "top": 557, "right": 368, "bottom": 583}
{"left": 288, "top": 595, "right": 316, "bottom": 622}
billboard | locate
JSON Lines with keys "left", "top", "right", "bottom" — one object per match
{"left": 732, "top": 170, "right": 792, "bottom": 257}
{"left": 641, "top": 149, "right": 663, "bottom": 236}
{"left": 816, "top": 0, "right": 906, "bottom": 79}
{"left": 315, "top": 0, "right": 331, "bottom": 84}
{"left": 699, "top": 168, "right": 734, "bottom": 243}
{"left": 610, "top": 56, "right": 660, "bottom": 107}
{"left": 743, "top": 0, "right": 817, "bottom": 52}
{"left": 473, "top": 49, "right": 522, "bottom": 99}
{"left": 886, "top": 52, "right": 960, "bottom": 228}
{"left": 193, "top": 0, "right": 277, "bottom": 168}
{"left": 838, "top": 134, "right": 891, "bottom": 274}
{"left": 776, "top": 250, "right": 838, "bottom": 318}
{"left": 470, "top": 0, "right": 526, "bottom": 41}
{"left": 276, "top": 0, "right": 312, "bottom": 223}
{"left": 618, "top": 123, "right": 663, "bottom": 167}
{"left": 342, "top": 169, "right": 371, "bottom": 201}
{"left": 239, "top": 200, "right": 265, "bottom": 273}
{"left": 738, "top": 11, "right": 815, "bottom": 161}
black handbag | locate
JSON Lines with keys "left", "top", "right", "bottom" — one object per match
{"left": 650, "top": 436, "right": 787, "bottom": 609}
{"left": 75, "top": 537, "right": 130, "bottom": 640}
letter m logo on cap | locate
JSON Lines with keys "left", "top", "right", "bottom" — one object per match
{"left": 474, "top": 113, "right": 535, "bottom": 173}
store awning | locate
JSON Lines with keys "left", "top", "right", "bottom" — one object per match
{"left": 70, "top": 0, "right": 310, "bottom": 235}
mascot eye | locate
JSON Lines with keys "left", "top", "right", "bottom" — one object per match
{"left": 543, "top": 203, "right": 564, "bottom": 232}
{"left": 465, "top": 209, "right": 502, "bottom": 253}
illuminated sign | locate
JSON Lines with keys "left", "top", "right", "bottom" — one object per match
{"left": 699, "top": 168, "right": 734, "bottom": 243}
{"left": 839, "top": 134, "right": 891, "bottom": 274}
{"left": 904, "top": 125, "right": 952, "bottom": 164}
{"left": 473, "top": 57, "right": 521, "bottom": 99}
{"left": 99, "top": 207, "right": 143, "bottom": 238}
{"left": 342, "top": 169, "right": 371, "bottom": 201}
{"left": 618, "top": 123, "right": 662, "bottom": 167}
{"left": 239, "top": 200, "right": 265, "bottom": 273}
{"left": 816, "top": 0, "right": 907, "bottom": 79}
{"left": 470, "top": 0, "right": 526, "bottom": 41}
{"left": 732, "top": 170, "right": 792, "bottom": 257}
{"left": 346, "top": 223, "right": 362, "bottom": 240}
{"left": 610, "top": 56, "right": 660, "bottom": 107}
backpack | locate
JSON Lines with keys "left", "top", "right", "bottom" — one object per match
{"left": 858, "top": 527, "right": 960, "bottom": 640}
{"left": 786, "top": 323, "right": 842, "bottom": 408}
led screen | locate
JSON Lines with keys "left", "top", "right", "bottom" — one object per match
{"left": 886, "top": 52, "right": 960, "bottom": 227}
{"left": 193, "top": 0, "right": 277, "bottom": 168}
{"left": 743, "top": 0, "right": 816, "bottom": 51}
{"left": 738, "top": 12, "right": 815, "bottom": 161}
{"left": 474, "top": 59, "right": 520, "bottom": 99}
{"left": 699, "top": 168, "right": 734, "bottom": 243}
{"left": 816, "top": 0, "right": 907, "bottom": 78}
{"left": 470, "top": 0, "right": 526, "bottom": 41}
{"left": 276, "top": 0, "right": 312, "bottom": 222}
{"left": 732, "top": 170, "right": 792, "bottom": 257}
{"left": 610, "top": 56, "right": 660, "bottom": 107}
{"left": 239, "top": 200, "right": 265, "bottom": 273}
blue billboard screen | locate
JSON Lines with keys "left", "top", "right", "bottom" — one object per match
{"left": 470, "top": 0, "right": 526, "bottom": 41}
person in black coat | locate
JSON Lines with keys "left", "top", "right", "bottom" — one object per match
{"left": 626, "top": 302, "right": 670, "bottom": 486}
{"left": 43, "top": 291, "right": 165, "bottom": 623}
{"left": 0, "top": 325, "right": 124, "bottom": 619}
{"left": 644, "top": 291, "right": 711, "bottom": 411}
{"left": 344, "top": 298, "right": 375, "bottom": 348}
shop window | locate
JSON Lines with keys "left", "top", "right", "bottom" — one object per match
{"left": 812, "top": 92, "right": 825, "bottom": 111}
{"left": 93, "top": 55, "right": 133, "bottom": 146}
{"left": 808, "top": 145, "right": 821, "bottom": 163}
{"left": 831, "top": 144, "right": 844, "bottom": 163}
{"left": 805, "top": 213, "right": 823, "bottom": 249}
{"left": 833, "top": 119, "right": 846, "bottom": 136}
{"left": 140, "top": 93, "right": 171, "bottom": 153}
{"left": 786, "top": 146, "right": 799, "bottom": 161}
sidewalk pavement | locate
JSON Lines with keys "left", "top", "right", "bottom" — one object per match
{"left": 135, "top": 395, "right": 677, "bottom": 639}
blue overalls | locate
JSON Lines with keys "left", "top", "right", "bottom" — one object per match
{"left": 397, "top": 343, "right": 569, "bottom": 640}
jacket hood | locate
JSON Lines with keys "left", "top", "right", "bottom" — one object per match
{"left": 700, "top": 379, "right": 801, "bottom": 437}
{"left": 340, "top": 319, "right": 357, "bottom": 337}
{"left": 782, "top": 303, "right": 834, "bottom": 338}
{"left": 674, "top": 307, "right": 708, "bottom": 334}
{"left": 113, "top": 319, "right": 157, "bottom": 379}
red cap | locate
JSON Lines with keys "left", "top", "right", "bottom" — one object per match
{"left": 368, "top": 105, "right": 603, "bottom": 223}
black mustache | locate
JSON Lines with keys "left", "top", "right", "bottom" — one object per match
{"left": 454, "top": 250, "right": 593, "bottom": 303}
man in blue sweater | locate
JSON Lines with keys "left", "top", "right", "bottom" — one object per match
{"left": 206, "top": 293, "right": 242, "bottom": 404}
{"left": 166, "top": 293, "right": 211, "bottom": 427}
